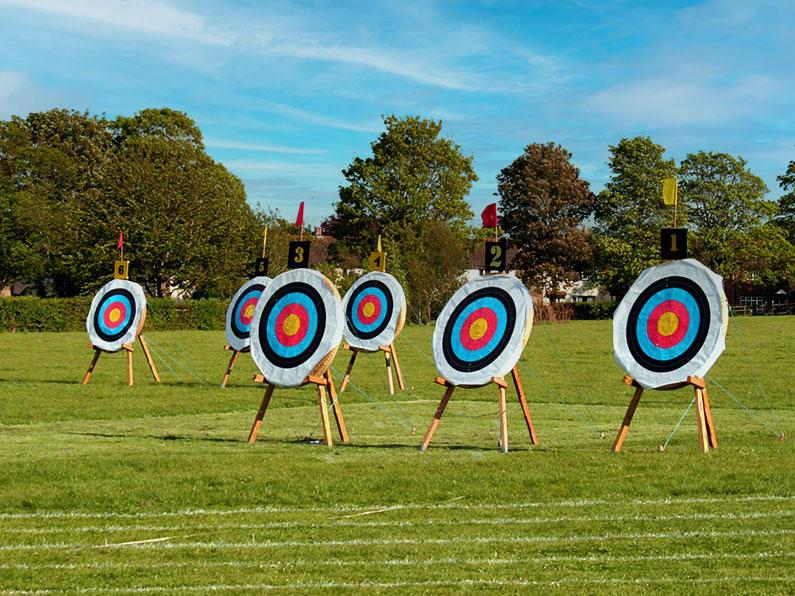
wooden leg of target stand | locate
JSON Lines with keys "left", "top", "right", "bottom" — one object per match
{"left": 325, "top": 369, "right": 349, "bottom": 443}
{"left": 390, "top": 344, "right": 406, "bottom": 391}
{"left": 420, "top": 378, "right": 455, "bottom": 451}
{"left": 382, "top": 346, "right": 395, "bottom": 396}
{"left": 81, "top": 347, "right": 102, "bottom": 385}
{"left": 702, "top": 385, "right": 718, "bottom": 449}
{"left": 495, "top": 376, "right": 509, "bottom": 453}
{"left": 613, "top": 377, "right": 644, "bottom": 453}
{"left": 317, "top": 383, "right": 334, "bottom": 448}
{"left": 138, "top": 335, "right": 160, "bottom": 383}
{"left": 339, "top": 346, "right": 357, "bottom": 393}
{"left": 248, "top": 383, "right": 275, "bottom": 444}
{"left": 220, "top": 346, "right": 240, "bottom": 388}
{"left": 122, "top": 344, "right": 134, "bottom": 386}
{"left": 688, "top": 376, "right": 714, "bottom": 453}
{"left": 511, "top": 367, "right": 538, "bottom": 445}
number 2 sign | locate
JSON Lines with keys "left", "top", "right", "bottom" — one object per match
{"left": 484, "top": 240, "right": 507, "bottom": 272}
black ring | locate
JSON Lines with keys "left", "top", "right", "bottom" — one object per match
{"left": 625, "top": 276, "right": 711, "bottom": 373}
{"left": 92, "top": 288, "right": 137, "bottom": 343}
{"left": 441, "top": 287, "right": 516, "bottom": 373}
{"left": 230, "top": 283, "right": 266, "bottom": 340}
{"left": 345, "top": 280, "right": 394, "bottom": 340}
{"left": 257, "top": 282, "right": 326, "bottom": 369}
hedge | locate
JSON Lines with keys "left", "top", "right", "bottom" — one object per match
{"left": 570, "top": 301, "right": 617, "bottom": 320}
{"left": 0, "top": 297, "right": 227, "bottom": 332}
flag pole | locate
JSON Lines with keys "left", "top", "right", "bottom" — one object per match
{"left": 262, "top": 226, "right": 268, "bottom": 259}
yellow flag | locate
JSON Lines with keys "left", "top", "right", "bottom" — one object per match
{"left": 662, "top": 177, "right": 678, "bottom": 206}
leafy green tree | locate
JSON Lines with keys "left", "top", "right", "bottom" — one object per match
{"left": 776, "top": 159, "right": 795, "bottom": 243}
{"left": 330, "top": 115, "right": 477, "bottom": 259}
{"left": 497, "top": 142, "right": 594, "bottom": 299}
{"left": 591, "top": 136, "right": 678, "bottom": 297}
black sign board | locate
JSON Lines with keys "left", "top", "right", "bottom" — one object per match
{"left": 484, "top": 240, "right": 508, "bottom": 272}
{"left": 251, "top": 257, "right": 269, "bottom": 278}
{"left": 661, "top": 228, "right": 687, "bottom": 260}
{"left": 287, "top": 240, "right": 310, "bottom": 269}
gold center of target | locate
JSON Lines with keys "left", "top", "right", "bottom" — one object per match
{"left": 363, "top": 302, "right": 376, "bottom": 318}
{"left": 470, "top": 317, "right": 489, "bottom": 341}
{"left": 109, "top": 308, "right": 122, "bottom": 323}
{"left": 657, "top": 311, "right": 679, "bottom": 337}
{"left": 283, "top": 313, "right": 301, "bottom": 336}
{"left": 243, "top": 304, "right": 256, "bottom": 319}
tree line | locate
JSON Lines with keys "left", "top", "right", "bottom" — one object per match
{"left": 2, "top": 108, "right": 793, "bottom": 321}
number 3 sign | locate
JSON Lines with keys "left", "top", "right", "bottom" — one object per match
{"left": 288, "top": 240, "right": 310, "bottom": 269}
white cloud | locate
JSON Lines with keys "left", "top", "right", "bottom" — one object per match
{"left": 0, "top": 70, "right": 81, "bottom": 118}
{"left": 205, "top": 139, "right": 326, "bottom": 155}
{"left": 0, "top": 0, "right": 231, "bottom": 44}
{"left": 223, "top": 159, "right": 341, "bottom": 177}
{"left": 259, "top": 101, "right": 381, "bottom": 134}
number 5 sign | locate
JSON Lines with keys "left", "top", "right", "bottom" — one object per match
{"left": 484, "top": 240, "right": 507, "bottom": 272}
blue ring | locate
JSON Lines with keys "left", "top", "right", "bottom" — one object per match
{"left": 634, "top": 288, "right": 700, "bottom": 361}
{"left": 350, "top": 286, "right": 388, "bottom": 333}
{"left": 97, "top": 294, "right": 132, "bottom": 336}
{"left": 232, "top": 288, "right": 262, "bottom": 335}
{"left": 449, "top": 296, "right": 508, "bottom": 363}
{"left": 265, "top": 291, "right": 319, "bottom": 359}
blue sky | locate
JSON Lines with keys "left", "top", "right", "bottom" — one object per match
{"left": 1, "top": 0, "right": 793, "bottom": 225}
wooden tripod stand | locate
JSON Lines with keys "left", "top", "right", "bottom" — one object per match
{"left": 248, "top": 369, "right": 350, "bottom": 447}
{"left": 220, "top": 344, "right": 249, "bottom": 387}
{"left": 81, "top": 335, "right": 160, "bottom": 386}
{"left": 339, "top": 343, "right": 405, "bottom": 395}
{"left": 420, "top": 367, "right": 538, "bottom": 453}
{"left": 612, "top": 375, "right": 717, "bottom": 453}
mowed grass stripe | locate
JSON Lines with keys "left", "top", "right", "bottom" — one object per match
{"left": 2, "top": 493, "right": 792, "bottom": 520}
{"left": 2, "top": 527, "right": 792, "bottom": 552}
{"left": 1, "top": 508, "right": 792, "bottom": 536}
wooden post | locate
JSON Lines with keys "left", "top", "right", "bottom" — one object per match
{"left": 420, "top": 380, "right": 455, "bottom": 451}
{"left": 247, "top": 384, "right": 275, "bottom": 444}
{"left": 390, "top": 344, "right": 406, "bottom": 391}
{"left": 694, "top": 386, "right": 710, "bottom": 454}
{"left": 317, "top": 384, "right": 333, "bottom": 447}
{"left": 220, "top": 346, "right": 240, "bottom": 388}
{"left": 81, "top": 348, "right": 102, "bottom": 385}
{"left": 339, "top": 348, "right": 357, "bottom": 393}
{"left": 383, "top": 348, "right": 395, "bottom": 396}
{"left": 511, "top": 367, "right": 538, "bottom": 444}
{"left": 612, "top": 377, "right": 644, "bottom": 453}
{"left": 496, "top": 377, "right": 508, "bottom": 453}
{"left": 138, "top": 335, "right": 160, "bottom": 383}
{"left": 702, "top": 386, "right": 718, "bottom": 449}
{"left": 325, "top": 369, "right": 349, "bottom": 443}
{"left": 123, "top": 344, "right": 134, "bottom": 386}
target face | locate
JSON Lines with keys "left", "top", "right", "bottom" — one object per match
{"left": 342, "top": 272, "right": 406, "bottom": 351}
{"left": 225, "top": 276, "right": 270, "bottom": 351}
{"left": 250, "top": 269, "right": 343, "bottom": 388}
{"left": 433, "top": 274, "right": 533, "bottom": 387}
{"left": 86, "top": 279, "right": 146, "bottom": 352}
{"left": 613, "top": 259, "right": 728, "bottom": 389}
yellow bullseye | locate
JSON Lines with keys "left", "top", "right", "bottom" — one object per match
{"left": 108, "top": 308, "right": 122, "bottom": 323}
{"left": 363, "top": 302, "right": 376, "bottom": 318}
{"left": 283, "top": 313, "right": 301, "bottom": 336}
{"left": 243, "top": 304, "right": 255, "bottom": 319}
{"left": 657, "top": 311, "right": 679, "bottom": 337}
{"left": 469, "top": 317, "right": 488, "bottom": 341}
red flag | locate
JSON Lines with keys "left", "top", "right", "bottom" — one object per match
{"left": 481, "top": 203, "right": 498, "bottom": 228}
{"left": 117, "top": 230, "right": 124, "bottom": 250}
{"left": 295, "top": 201, "right": 305, "bottom": 227}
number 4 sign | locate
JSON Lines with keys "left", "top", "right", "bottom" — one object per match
{"left": 484, "top": 240, "right": 507, "bottom": 272}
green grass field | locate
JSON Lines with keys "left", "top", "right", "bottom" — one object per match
{"left": 0, "top": 317, "right": 793, "bottom": 593}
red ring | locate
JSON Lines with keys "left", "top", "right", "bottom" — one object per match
{"left": 646, "top": 300, "right": 689, "bottom": 348}
{"left": 102, "top": 301, "right": 127, "bottom": 328}
{"left": 459, "top": 307, "right": 497, "bottom": 351}
{"left": 274, "top": 303, "right": 309, "bottom": 347}
{"left": 357, "top": 295, "right": 382, "bottom": 326}
{"left": 238, "top": 296, "right": 259, "bottom": 326}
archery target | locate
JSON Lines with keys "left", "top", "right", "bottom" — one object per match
{"left": 433, "top": 274, "right": 533, "bottom": 387}
{"left": 342, "top": 271, "right": 406, "bottom": 352}
{"left": 86, "top": 279, "right": 146, "bottom": 352}
{"left": 613, "top": 258, "right": 728, "bottom": 389}
{"left": 225, "top": 276, "right": 271, "bottom": 351}
{"left": 250, "top": 269, "right": 343, "bottom": 388}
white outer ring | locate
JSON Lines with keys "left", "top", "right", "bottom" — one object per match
{"left": 86, "top": 279, "right": 146, "bottom": 353}
{"left": 613, "top": 258, "right": 728, "bottom": 389}
{"left": 249, "top": 269, "right": 343, "bottom": 388}
{"left": 342, "top": 271, "right": 406, "bottom": 352}
{"left": 225, "top": 276, "right": 271, "bottom": 352}
{"left": 433, "top": 274, "right": 533, "bottom": 387}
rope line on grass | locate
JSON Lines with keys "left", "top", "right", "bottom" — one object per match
{"left": 141, "top": 340, "right": 182, "bottom": 381}
{"left": 706, "top": 375, "right": 782, "bottom": 439}
{"left": 661, "top": 397, "right": 695, "bottom": 450}
{"left": 145, "top": 337, "right": 209, "bottom": 384}
{"left": 727, "top": 305, "right": 774, "bottom": 406}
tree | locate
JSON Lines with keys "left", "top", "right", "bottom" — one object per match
{"left": 497, "top": 142, "right": 594, "bottom": 299}
{"left": 330, "top": 115, "right": 477, "bottom": 259}
{"left": 590, "top": 136, "right": 678, "bottom": 297}
{"left": 776, "top": 158, "right": 795, "bottom": 243}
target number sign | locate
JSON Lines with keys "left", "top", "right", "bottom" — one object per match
{"left": 613, "top": 258, "right": 728, "bottom": 389}
{"left": 433, "top": 274, "right": 533, "bottom": 387}
{"left": 225, "top": 276, "right": 270, "bottom": 351}
{"left": 113, "top": 260, "right": 129, "bottom": 280}
{"left": 367, "top": 251, "right": 386, "bottom": 272}
{"left": 287, "top": 241, "right": 310, "bottom": 269}
{"left": 342, "top": 271, "right": 406, "bottom": 351}
{"left": 661, "top": 228, "right": 688, "bottom": 260}
{"left": 484, "top": 240, "right": 507, "bottom": 272}
{"left": 252, "top": 257, "right": 269, "bottom": 278}
{"left": 250, "top": 269, "right": 343, "bottom": 387}
{"left": 86, "top": 279, "right": 146, "bottom": 352}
